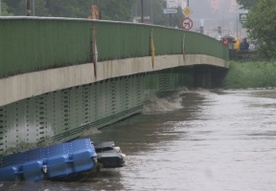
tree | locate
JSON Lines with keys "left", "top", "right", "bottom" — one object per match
{"left": 4, "top": 0, "right": 25, "bottom": 15}
{"left": 3, "top": 0, "right": 135, "bottom": 20}
{"left": 1, "top": 2, "right": 13, "bottom": 16}
{"left": 101, "top": 0, "right": 135, "bottom": 21}
{"left": 2, "top": 0, "right": 183, "bottom": 27}
{"left": 236, "top": 0, "right": 259, "bottom": 10}
{"left": 133, "top": 0, "right": 184, "bottom": 27}
{"left": 31, "top": 0, "right": 49, "bottom": 16}
{"left": 4, "top": 0, "right": 49, "bottom": 16}
{"left": 244, "top": 0, "right": 276, "bottom": 58}
{"left": 138, "top": 0, "right": 168, "bottom": 25}
{"left": 46, "top": 0, "right": 91, "bottom": 17}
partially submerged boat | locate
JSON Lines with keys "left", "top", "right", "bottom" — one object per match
{"left": 95, "top": 141, "right": 126, "bottom": 168}
{"left": 0, "top": 138, "right": 126, "bottom": 181}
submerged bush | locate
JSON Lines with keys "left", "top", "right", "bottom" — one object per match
{"left": 224, "top": 61, "right": 276, "bottom": 89}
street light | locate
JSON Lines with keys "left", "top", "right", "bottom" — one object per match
{"left": 141, "top": 0, "right": 144, "bottom": 23}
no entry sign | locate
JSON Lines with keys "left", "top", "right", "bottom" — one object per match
{"left": 182, "top": 18, "right": 193, "bottom": 31}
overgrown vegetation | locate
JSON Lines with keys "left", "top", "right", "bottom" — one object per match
{"left": 236, "top": 0, "right": 259, "bottom": 9}
{"left": 224, "top": 61, "right": 276, "bottom": 89}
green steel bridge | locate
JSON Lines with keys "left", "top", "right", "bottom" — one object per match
{"left": 0, "top": 17, "right": 229, "bottom": 156}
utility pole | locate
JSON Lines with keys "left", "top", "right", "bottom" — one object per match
{"left": 32, "top": 0, "right": 35, "bottom": 16}
{"left": 27, "top": 0, "right": 31, "bottom": 16}
{"left": 151, "top": 0, "right": 153, "bottom": 24}
{"left": 98, "top": 0, "right": 101, "bottom": 19}
{"left": 141, "top": 0, "right": 144, "bottom": 23}
{"left": 0, "top": 0, "right": 2, "bottom": 16}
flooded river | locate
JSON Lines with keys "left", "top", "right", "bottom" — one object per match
{"left": 2, "top": 89, "right": 276, "bottom": 191}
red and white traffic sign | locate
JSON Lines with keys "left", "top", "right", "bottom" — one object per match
{"left": 182, "top": 17, "right": 193, "bottom": 31}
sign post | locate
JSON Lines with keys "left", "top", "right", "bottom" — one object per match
{"left": 165, "top": 0, "right": 178, "bottom": 27}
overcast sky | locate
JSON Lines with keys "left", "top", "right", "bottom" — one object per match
{"left": 186, "top": 0, "right": 238, "bottom": 21}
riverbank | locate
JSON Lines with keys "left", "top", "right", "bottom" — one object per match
{"left": 224, "top": 60, "right": 276, "bottom": 89}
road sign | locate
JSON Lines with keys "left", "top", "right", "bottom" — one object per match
{"left": 183, "top": 6, "right": 192, "bottom": 17}
{"left": 182, "top": 18, "right": 193, "bottom": 31}
{"left": 163, "top": 8, "right": 177, "bottom": 14}
{"left": 167, "top": 0, "right": 178, "bottom": 8}
{"left": 239, "top": 13, "right": 248, "bottom": 22}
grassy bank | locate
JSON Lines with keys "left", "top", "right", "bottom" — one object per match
{"left": 224, "top": 61, "right": 276, "bottom": 89}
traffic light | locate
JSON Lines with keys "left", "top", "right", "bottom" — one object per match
{"left": 218, "top": 26, "right": 222, "bottom": 34}
{"left": 200, "top": 26, "right": 204, "bottom": 34}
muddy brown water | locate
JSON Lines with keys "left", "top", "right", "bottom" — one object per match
{"left": 2, "top": 89, "right": 276, "bottom": 191}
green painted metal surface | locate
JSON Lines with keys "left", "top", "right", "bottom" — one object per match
{"left": 0, "top": 68, "right": 194, "bottom": 155}
{"left": 0, "top": 17, "right": 228, "bottom": 78}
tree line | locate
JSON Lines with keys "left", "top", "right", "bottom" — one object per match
{"left": 1, "top": 0, "right": 184, "bottom": 28}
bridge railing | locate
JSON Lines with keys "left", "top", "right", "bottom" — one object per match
{"left": 0, "top": 17, "right": 229, "bottom": 78}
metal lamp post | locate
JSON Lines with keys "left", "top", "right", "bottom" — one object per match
{"left": 33, "top": 0, "right": 35, "bottom": 16}
{"left": 141, "top": 0, "right": 144, "bottom": 23}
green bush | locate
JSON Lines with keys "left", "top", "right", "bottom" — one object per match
{"left": 224, "top": 61, "right": 276, "bottom": 89}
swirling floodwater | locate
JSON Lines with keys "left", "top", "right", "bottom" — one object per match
{"left": 2, "top": 89, "right": 276, "bottom": 191}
